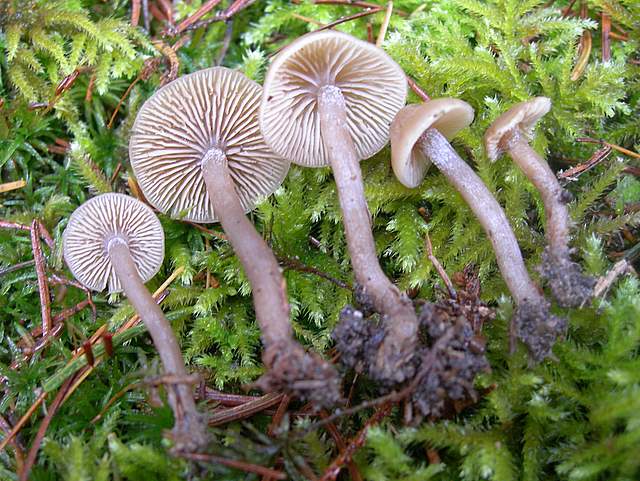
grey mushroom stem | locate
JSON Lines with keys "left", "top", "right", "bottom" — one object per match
{"left": 506, "top": 133, "right": 570, "bottom": 260}
{"left": 318, "top": 85, "right": 418, "bottom": 383}
{"left": 418, "top": 129, "right": 543, "bottom": 306}
{"left": 200, "top": 148, "right": 292, "bottom": 348}
{"left": 200, "top": 148, "right": 340, "bottom": 404}
{"left": 107, "top": 238, "right": 207, "bottom": 451}
{"left": 418, "top": 128, "right": 566, "bottom": 361}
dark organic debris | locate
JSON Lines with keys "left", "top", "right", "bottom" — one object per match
{"left": 256, "top": 342, "right": 343, "bottom": 409}
{"left": 538, "top": 248, "right": 596, "bottom": 308}
{"left": 334, "top": 266, "right": 492, "bottom": 421}
{"left": 513, "top": 298, "right": 567, "bottom": 362}
{"left": 410, "top": 273, "right": 492, "bottom": 421}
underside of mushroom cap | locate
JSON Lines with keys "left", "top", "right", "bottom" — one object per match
{"left": 130, "top": 67, "right": 289, "bottom": 223}
{"left": 63, "top": 193, "right": 165, "bottom": 293}
{"left": 260, "top": 30, "right": 407, "bottom": 167}
{"left": 484, "top": 96, "right": 551, "bottom": 162}
{"left": 390, "top": 99, "right": 475, "bottom": 188}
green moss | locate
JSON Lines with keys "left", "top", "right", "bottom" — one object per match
{"left": 0, "top": 0, "right": 639, "bottom": 479}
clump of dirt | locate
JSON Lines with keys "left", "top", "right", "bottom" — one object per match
{"left": 256, "top": 342, "right": 343, "bottom": 409}
{"left": 538, "top": 248, "right": 596, "bottom": 308}
{"left": 333, "top": 266, "right": 492, "bottom": 421}
{"left": 513, "top": 298, "right": 567, "bottom": 362}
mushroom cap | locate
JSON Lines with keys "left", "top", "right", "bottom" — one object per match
{"left": 63, "top": 193, "right": 165, "bottom": 293}
{"left": 129, "top": 67, "right": 289, "bottom": 223}
{"left": 260, "top": 30, "right": 407, "bottom": 167}
{"left": 484, "top": 96, "right": 551, "bottom": 162}
{"left": 390, "top": 98, "right": 474, "bottom": 188}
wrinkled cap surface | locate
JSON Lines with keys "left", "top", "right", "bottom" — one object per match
{"left": 130, "top": 67, "right": 289, "bottom": 223}
{"left": 260, "top": 30, "right": 407, "bottom": 167}
{"left": 63, "top": 193, "right": 165, "bottom": 293}
{"left": 390, "top": 99, "right": 474, "bottom": 188}
{"left": 484, "top": 96, "right": 551, "bottom": 162}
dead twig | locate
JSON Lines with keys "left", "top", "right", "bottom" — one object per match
{"left": 558, "top": 146, "right": 612, "bottom": 180}
{"left": 208, "top": 393, "right": 284, "bottom": 426}
{"left": 19, "top": 375, "right": 77, "bottom": 481}
{"left": 593, "top": 260, "right": 636, "bottom": 298}
{"left": 131, "top": 0, "right": 141, "bottom": 26}
{"left": 30, "top": 220, "right": 52, "bottom": 340}
{"left": 576, "top": 137, "right": 640, "bottom": 159}
{"left": 279, "top": 255, "right": 352, "bottom": 290}
{"left": 169, "top": 0, "right": 223, "bottom": 35}
{"left": 425, "top": 233, "right": 456, "bottom": 298}
{"left": 181, "top": 452, "right": 286, "bottom": 479}
{"left": 319, "top": 404, "right": 392, "bottom": 481}
{"left": 601, "top": 12, "right": 611, "bottom": 62}
{"left": 320, "top": 411, "right": 363, "bottom": 481}
{"left": 375, "top": 1, "right": 393, "bottom": 47}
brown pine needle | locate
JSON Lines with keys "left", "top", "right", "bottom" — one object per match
{"left": 576, "top": 137, "right": 640, "bottom": 159}
{"left": 0, "top": 179, "right": 26, "bottom": 193}
{"left": 376, "top": 1, "right": 393, "bottom": 46}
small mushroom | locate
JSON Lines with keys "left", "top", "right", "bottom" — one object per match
{"left": 484, "top": 97, "right": 594, "bottom": 307}
{"left": 129, "top": 67, "right": 340, "bottom": 407}
{"left": 390, "top": 99, "right": 565, "bottom": 362}
{"left": 260, "top": 31, "right": 417, "bottom": 384}
{"left": 63, "top": 193, "right": 207, "bottom": 451}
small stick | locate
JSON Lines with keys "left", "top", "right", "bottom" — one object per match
{"left": 19, "top": 375, "right": 76, "bottom": 481}
{"left": 406, "top": 76, "right": 430, "bottom": 101}
{"left": 319, "top": 411, "right": 363, "bottom": 481}
{"left": 0, "top": 392, "right": 47, "bottom": 452}
{"left": 593, "top": 259, "right": 634, "bottom": 298}
{"left": 570, "top": 30, "right": 592, "bottom": 81}
{"left": 208, "top": 393, "right": 284, "bottom": 426}
{"left": 91, "top": 381, "right": 140, "bottom": 423}
{"left": 576, "top": 137, "right": 640, "bottom": 159}
{"left": 375, "top": 1, "right": 393, "bottom": 47}
{"left": 267, "top": 394, "right": 290, "bottom": 436}
{"left": 319, "top": 404, "right": 392, "bottom": 481}
{"left": 110, "top": 162, "right": 123, "bottom": 184}
{"left": 157, "top": 0, "right": 174, "bottom": 25}
{"left": 366, "top": 22, "right": 374, "bottom": 43}
{"left": 181, "top": 452, "right": 286, "bottom": 479}
{"left": 0, "top": 220, "right": 54, "bottom": 249}
{"left": 314, "top": 8, "right": 384, "bottom": 32}
{"left": 131, "top": 0, "right": 141, "bottom": 26}
{"left": 0, "top": 259, "right": 35, "bottom": 278}
{"left": 0, "top": 415, "right": 24, "bottom": 476}
{"left": 601, "top": 13, "right": 611, "bottom": 62}
{"left": 171, "top": 0, "right": 223, "bottom": 34}
{"left": 216, "top": 20, "right": 234, "bottom": 66}
{"left": 180, "top": 0, "right": 256, "bottom": 32}
{"left": 291, "top": 12, "right": 325, "bottom": 26}
{"left": 0, "top": 179, "right": 26, "bottom": 193}
{"left": 279, "top": 255, "right": 352, "bottom": 290}
{"left": 425, "top": 233, "right": 456, "bottom": 298}
{"left": 558, "top": 146, "right": 612, "bottom": 180}
{"left": 85, "top": 73, "right": 96, "bottom": 102}
{"left": 31, "top": 220, "right": 52, "bottom": 340}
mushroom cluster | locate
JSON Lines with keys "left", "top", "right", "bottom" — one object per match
{"left": 61, "top": 30, "right": 590, "bottom": 440}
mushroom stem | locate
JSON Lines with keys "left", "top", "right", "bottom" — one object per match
{"left": 200, "top": 148, "right": 292, "bottom": 347}
{"left": 417, "top": 128, "right": 542, "bottom": 306}
{"left": 107, "top": 238, "right": 206, "bottom": 451}
{"left": 318, "top": 85, "right": 418, "bottom": 383}
{"left": 506, "top": 135, "right": 570, "bottom": 259}
{"left": 200, "top": 148, "right": 340, "bottom": 405}
{"left": 418, "top": 128, "right": 566, "bottom": 361}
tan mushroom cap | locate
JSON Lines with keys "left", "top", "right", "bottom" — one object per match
{"left": 63, "top": 193, "right": 165, "bottom": 294}
{"left": 260, "top": 30, "right": 407, "bottom": 167}
{"left": 484, "top": 96, "right": 551, "bottom": 162}
{"left": 130, "top": 67, "right": 289, "bottom": 223}
{"left": 390, "top": 99, "right": 474, "bottom": 188}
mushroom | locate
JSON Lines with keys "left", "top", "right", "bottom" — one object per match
{"left": 390, "top": 99, "right": 565, "bottom": 362}
{"left": 129, "top": 67, "right": 340, "bottom": 407}
{"left": 484, "top": 97, "right": 594, "bottom": 307}
{"left": 260, "top": 31, "right": 417, "bottom": 384}
{"left": 63, "top": 193, "right": 207, "bottom": 451}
